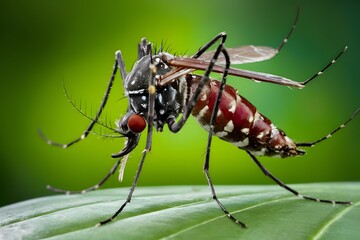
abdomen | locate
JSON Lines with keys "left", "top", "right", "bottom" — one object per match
{"left": 188, "top": 75, "right": 303, "bottom": 158}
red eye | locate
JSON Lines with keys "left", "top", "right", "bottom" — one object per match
{"left": 128, "top": 114, "right": 146, "bottom": 133}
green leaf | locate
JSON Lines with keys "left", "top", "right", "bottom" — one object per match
{"left": 1, "top": 183, "right": 359, "bottom": 240}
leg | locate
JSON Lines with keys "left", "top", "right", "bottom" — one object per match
{"left": 39, "top": 51, "right": 126, "bottom": 148}
{"left": 280, "top": 8, "right": 346, "bottom": 87}
{"left": 247, "top": 151, "right": 351, "bottom": 205}
{"left": 297, "top": 108, "right": 359, "bottom": 147}
{"left": 301, "top": 46, "right": 347, "bottom": 86}
{"left": 160, "top": 32, "right": 231, "bottom": 86}
{"left": 191, "top": 32, "right": 229, "bottom": 59}
{"left": 47, "top": 134, "right": 140, "bottom": 194}
{"left": 174, "top": 33, "right": 247, "bottom": 227}
{"left": 47, "top": 159, "right": 122, "bottom": 194}
{"left": 97, "top": 149, "right": 150, "bottom": 226}
{"left": 204, "top": 169, "right": 247, "bottom": 227}
{"left": 276, "top": 6, "right": 299, "bottom": 52}
{"left": 203, "top": 46, "right": 247, "bottom": 227}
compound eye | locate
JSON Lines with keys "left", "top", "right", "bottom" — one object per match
{"left": 128, "top": 114, "right": 146, "bottom": 133}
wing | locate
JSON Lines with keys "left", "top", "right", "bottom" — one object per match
{"left": 160, "top": 57, "right": 304, "bottom": 88}
{"left": 198, "top": 45, "right": 278, "bottom": 64}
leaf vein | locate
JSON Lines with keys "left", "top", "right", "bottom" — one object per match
{"left": 160, "top": 195, "right": 296, "bottom": 239}
{"left": 312, "top": 201, "right": 360, "bottom": 240}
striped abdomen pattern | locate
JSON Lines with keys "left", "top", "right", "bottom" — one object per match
{"left": 187, "top": 75, "right": 304, "bottom": 158}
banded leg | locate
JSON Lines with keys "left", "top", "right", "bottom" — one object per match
{"left": 97, "top": 148, "right": 150, "bottom": 226}
{"left": 192, "top": 32, "right": 231, "bottom": 59}
{"left": 39, "top": 51, "right": 127, "bottom": 148}
{"left": 276, "top": 7, "right": 299, "bottom": 52}
{"left": 247, "top": 151, "right": 351, "bottom": 205}
{"left": 97, "top": 49, "right": 157, "bottom": 226}
{"left": 301, "top": 46, "right": 348, "bottom": 86}
{"left": 47, "top": 134, "right": 141, "bottom": 194}
{"left": 47, "top": 158, "right": 122, "bottom": 194}
{"left": 204, "top": 47, "right": 247, "bottom": 227}
{"left": 297, "top": 108, "right": 360, "bottom": 147}
{"left": 168, "top": 33, "right": 246, "bottom": 226}
{"left": 281, "top": 9, "right": 347, "bottom": 87}
{"left": 204, "top": 167, "right": 247, "bottom": 228}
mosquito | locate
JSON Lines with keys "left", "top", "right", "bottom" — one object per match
{"left": 40, "top": 9, "right": 359, "bottom": 228}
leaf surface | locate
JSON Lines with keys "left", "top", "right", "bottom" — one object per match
{"left": 1, "top": 183, "right": 359, "bottom": 240}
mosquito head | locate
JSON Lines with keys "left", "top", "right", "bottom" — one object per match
{"left": 122, "top": 47, "right": 181, "bottom": 134}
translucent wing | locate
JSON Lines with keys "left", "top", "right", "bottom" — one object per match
{"left": 198, "top": 45, "right": 278, "bottom": 64}
{"left": 161, "top": 57, "right": 304, "bottom": 88}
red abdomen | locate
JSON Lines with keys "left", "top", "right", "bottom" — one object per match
{"left": 188, "top": 75, "right": 303, "bottom": 157}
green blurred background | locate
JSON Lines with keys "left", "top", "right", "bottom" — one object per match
{"left": 0, "top": 0, "right": 359, "bottom": 207}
